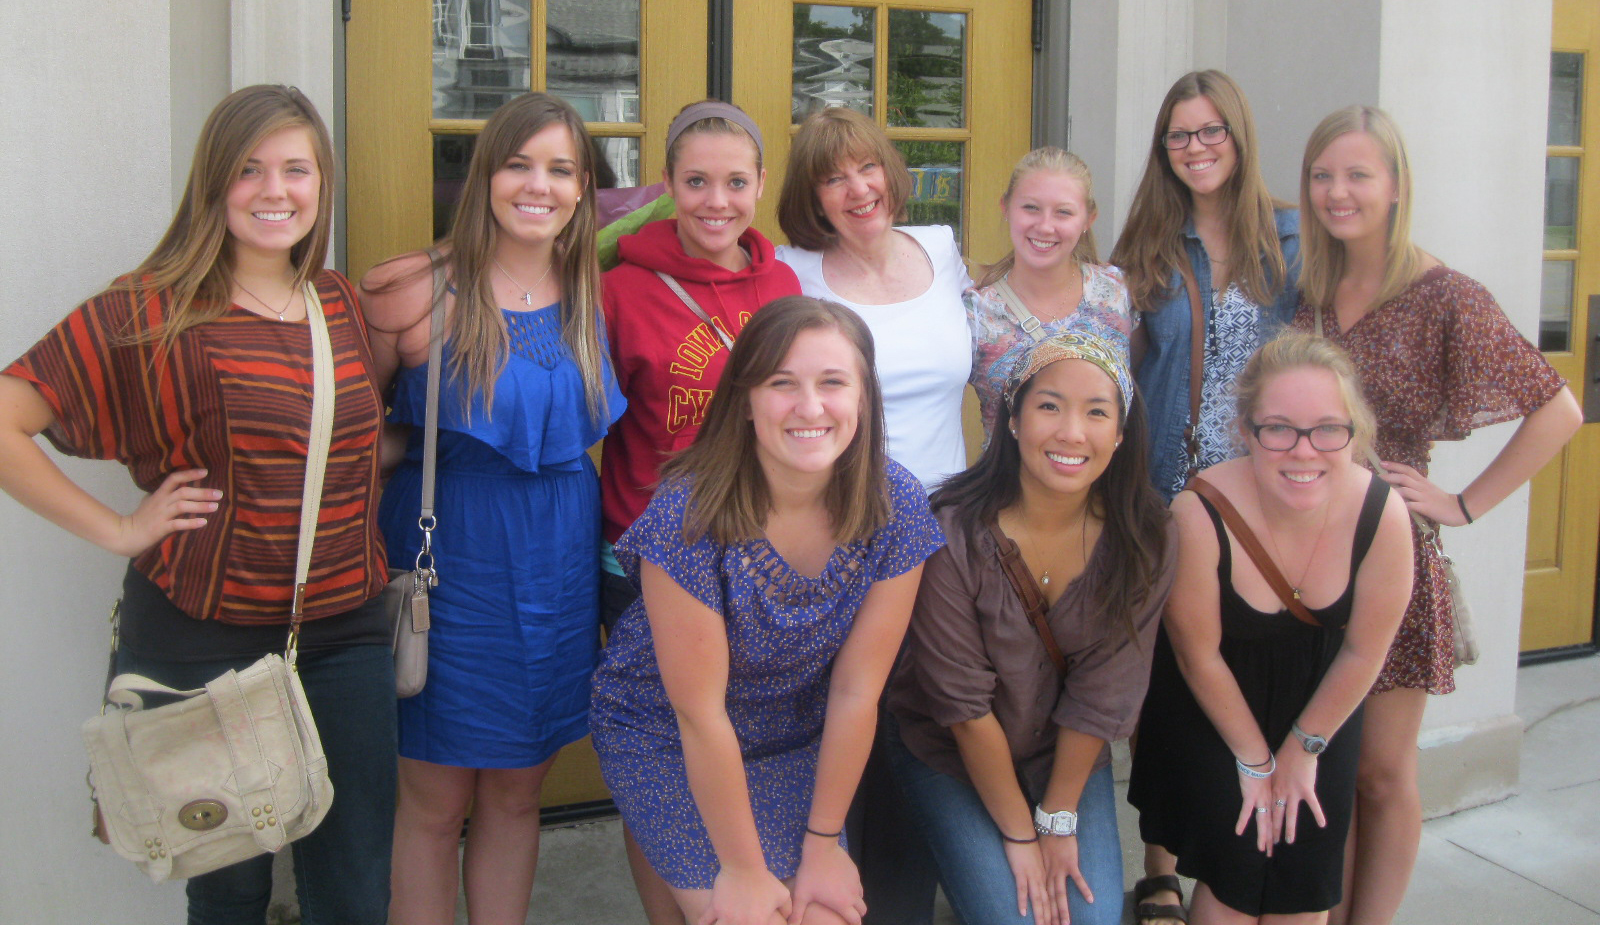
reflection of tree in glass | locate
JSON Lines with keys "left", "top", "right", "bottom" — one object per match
{"left": 792, "top": 4, "right": 875, "bottom": 118}
{"left": 888, "top": 10, "right": 963, "bottom": 128}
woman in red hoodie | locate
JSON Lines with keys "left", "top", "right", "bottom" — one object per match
{"left": 599, "top": 98, "right": 801, "bottom": 924}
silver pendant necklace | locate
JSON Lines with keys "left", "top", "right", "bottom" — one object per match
{"left": 494, "top": 259, "right": 554, "bottom": 306}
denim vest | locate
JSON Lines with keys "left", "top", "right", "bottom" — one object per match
{"left": 1134, "top": 207, "right": 1301, "bottom": 498}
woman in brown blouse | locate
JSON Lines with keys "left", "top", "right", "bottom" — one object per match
{"left": 0, "top": 86, "right": 394, "bottom": 923}
{"left": 1292, "top": 106, "right": 1581, "bottom": 925}
{"left": 887, "top": 330, "right": 1175, "bottom": 925}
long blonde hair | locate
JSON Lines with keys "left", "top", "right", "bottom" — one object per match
{"left": 440, "top": 92, "right": 609, "bottom": 422}
{"left": 1110, "top": 70, "right": 1289, "bottom": 312}
{"left": 977, "top": 146, "right": 1099, "bottom": 289}
{"left": 1297, "top": 106, "right": 1426, "bottom": 314}
{"left": 122, "top": 85, "right": 336, "bottom": 348}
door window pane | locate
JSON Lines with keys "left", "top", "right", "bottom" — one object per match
{"left": 793, "top": 4, "right": 875, "bottom": 121}
{"left": 897, "top": 140, "right": 963, "bottom": 244}
{"left": 887, "top": 10, "right": 965, "bottom": 128}
{"left": 1546, "top": 156, "right": 1580, "bottom": 250}
{"left": 433, "top": 0, "right": 533, "bottom": 119}
{"left": 1550, "top": 51, "right": 1583, "bottom": 147}
{"left": 1540, "top": 259, "right": 1575, "bottom": 353}
{"left": 547, "top": 0, "right": 640, "bottom": 124}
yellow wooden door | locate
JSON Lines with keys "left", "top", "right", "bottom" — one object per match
{"left": 347, "top": 0, "right": 706, "bottom": 811}
{"left": 735, "top": 0, "right": 1033, "bottom": 269}
{"left": 1524, "top": 0, "right": 1600, "bottom": 653}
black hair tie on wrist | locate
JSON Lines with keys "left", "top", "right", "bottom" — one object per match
{"left": 805, "top": 825, "right": 842, "bottom": 839}
{"left": 1000, "top": 831, "right": 1039, "bottom": 844}
{"left": 1457, "top": 493, "right": 1474, "bottom": 525}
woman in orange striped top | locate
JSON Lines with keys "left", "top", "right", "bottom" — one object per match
{"left": 0, "top": 85, "right": 396, "bottom": 924}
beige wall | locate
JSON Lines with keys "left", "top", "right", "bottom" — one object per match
{"left": 1068, "top": 0, "right": 1553, "bottom": 815}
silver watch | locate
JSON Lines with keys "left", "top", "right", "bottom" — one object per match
{"left": 1032, "top": 804, "right": 1078, "bottom": 837}
{"left": 1292, "top": 722, "right": 1328, "bottom": 755}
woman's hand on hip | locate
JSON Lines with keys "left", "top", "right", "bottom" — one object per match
{"left": 1375, "top": 461, "right": 1464, "bottom": 526}
{"left": 112, "top": 468, "right": 219, "bottom": 557}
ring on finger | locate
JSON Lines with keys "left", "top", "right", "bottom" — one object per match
{"left": 1275, "top": 799, "right": 1287, "bottom": 807}
{"left": 1255, "top": 806, "right": 1269, "bottom": 814}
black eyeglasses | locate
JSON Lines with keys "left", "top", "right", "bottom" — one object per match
{"left": 1161, "top": 124, "right": 1231, "bottom": 150}
{"left": 1248, "top": 421, "right": 1355, "bottom": 452}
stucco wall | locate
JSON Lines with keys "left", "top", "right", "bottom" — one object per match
{"left": 0, "top": 2, "right": 188, "bottom": 918}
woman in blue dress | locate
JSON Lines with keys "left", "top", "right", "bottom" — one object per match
{"left": 590, "top": 295, "right": 942, "bottom": 925}
{"left": 362, "top": 92, "right": 622, "bottom": 925}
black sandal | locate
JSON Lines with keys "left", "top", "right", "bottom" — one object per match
{"left": 1133, "top": 874, "right": 1188, "bottom": 925}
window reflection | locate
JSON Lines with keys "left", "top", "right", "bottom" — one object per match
{"left": 887, "top": 10, "right": 965, "bottom": 128}
{"left": 1540, "top": 259, "right": 1574, "bottom": 353}
{"left": 897, "top": 140, "right": 963, "bottom": 245}
{"left": 433, "top": 0, "right": 533, "bottom": 120}
{"left": 1550, "top": 52, "right": 1583, "bottom": 148}
{"left": 548, "top": 0, "right": 641, "bottom": 123}
{"left": 793, "top": 4, "right": 875, "bottom": 121}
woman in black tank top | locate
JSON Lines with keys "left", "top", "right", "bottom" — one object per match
{"left": 1128, "top": 331, "right": 1413, "bottom": 922}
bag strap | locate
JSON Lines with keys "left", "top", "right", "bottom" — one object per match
{"left": 410, "top": 254, "right": 447, "bottom": 584}
{"left": 656, "top": 271, "right": 735, "bottom": 351}
{"left": 291, "top": 280, "right": 337, "bottom": 660}
{"left": 1179, "top": 261, "right": 1205, "bottom": 471}
{"left": 994, "top": 275, "right": 1048, "bottom": 343}
{"left": 1186, "top": 476, "right": 1320, "bottom": 628}
{"left": 987, "top": 522, "right": 1068, "bottom": 676}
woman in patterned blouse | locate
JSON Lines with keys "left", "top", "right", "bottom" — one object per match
{"left": 966, "top": 147, "right": 1136, "bottom": 439}
{"left": 0, "top": 86, "right": 395, "bottom": 923}
{"left": 1292, "top": 105, "right": 1580, "bottom": 925}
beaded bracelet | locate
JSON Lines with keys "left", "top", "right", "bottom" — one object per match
{"left": 1235, "top": 754, "right": 1276, "bottom": 779}
{"left": 805, "top": 825, "right": 843, "bottom": 839}
{"left": 1457, "top": 493, "right": 1474, "bottom": 525}
{"left": 1000, "top": 831, "right": 1040, "bottom": 845}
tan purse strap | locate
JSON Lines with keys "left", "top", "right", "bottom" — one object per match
{"left": 657, "top": 271, "right": 735, "bottom": 351}
{"left": 291, "top": 281, "right": 336, "bottom": 657}
{"left": 1187, "top": 477, "right": 1320, "bottom": 628}
{"left": 1179, "top": 262, "right": 1205, "bottom": 469}
{"left": 987, "top": 522, "right": 1068, "bottom": 676}
{"left": 994, "top": 276, "right": 1049, "bottom": 343}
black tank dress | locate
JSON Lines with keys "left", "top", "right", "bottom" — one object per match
{"left": 1128, "top": 474, "right": 1390, "bottom": 916}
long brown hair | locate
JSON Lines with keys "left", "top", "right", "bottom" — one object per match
{"left": 1297, "top": 106, "right": 1425, "bottom": 315}
{"left": 976, "top": 146, "right": 1100, "bottom": 289}
{"left": 661, "top": 295, "right": 889, "bottom": 546}
{"left": 441, "top": 92, "right": 609, "bottom": 422}
{"left": 1110, "top": 70, "right": 1289, "bottom": 312}
{"left": 932, "top": 369, "right": 1168, "bottom": 641}
{"left": 121, "top": 85, "right": 336, "bottom": 348}
{"left": 777, "top": 107, "right": 912, "bottom": 252}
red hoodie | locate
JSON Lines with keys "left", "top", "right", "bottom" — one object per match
{"left": 600, "top": 219, "right": 801, "bottom": 542}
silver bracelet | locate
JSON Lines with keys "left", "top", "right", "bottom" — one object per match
{"left": 1235, "top": 754, "right": 1276, "bottom": 779}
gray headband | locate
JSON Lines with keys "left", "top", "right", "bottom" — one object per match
{"left": 665, "top": 101, "right": 764, "bottom": 161}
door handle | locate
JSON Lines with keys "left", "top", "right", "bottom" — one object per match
{"left": 1586, "top": 294, "right": 1600, "bottom": 423}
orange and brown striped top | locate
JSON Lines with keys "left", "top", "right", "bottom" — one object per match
{"left": 5, "top": 270, "right": 387, "bottom": 625}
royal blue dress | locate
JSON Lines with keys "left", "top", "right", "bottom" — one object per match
{"left": 589, "top": 459, "right": 943, "bottom": 888}
{"left": 381, "top": 303, "right": 624, "bottom": 768}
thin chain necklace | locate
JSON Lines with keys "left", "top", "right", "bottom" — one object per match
{"left": 1254, "top": 480, "right": 1332, "bottom": 601}
{"left": 236, "top": 280, "right": 298, "bottom": 321}
{"left": 494, "top": 259, "right": 554, "bottom": 306}
{"left": 1015, "top": 508, "right": 1091, "bottom": 590}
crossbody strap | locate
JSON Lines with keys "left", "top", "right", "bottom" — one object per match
{"left": 987, "top": 522, "right": 1067, "bottom": 676}
{"left": 993, "top": 276, "right": 1048, "bottom": 343}
{"left": 656, "top": 271, "right": 735, "bottom": 351}
{"left": 1179, "top": 261, "right": 1205, "bottom": 470}
{"left": 291, "top": 280, "right": 337, "bottom": 659}
{"left": 1186, "top": 476, "right": 1319, "bottom": 628}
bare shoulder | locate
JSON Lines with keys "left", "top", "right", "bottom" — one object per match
{"left": 360, "top": 249, "right": 439, "bottom": 301}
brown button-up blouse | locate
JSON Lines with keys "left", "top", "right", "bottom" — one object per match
{"left": 889, "top": 503, "right": 1178, "bottom": 797}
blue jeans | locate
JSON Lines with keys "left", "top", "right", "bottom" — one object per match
{"left": 886, "top": 723, "right": 1123, "bottom": 925}
{"left": 116, "top": 644, "right": 397, "bottom": 925}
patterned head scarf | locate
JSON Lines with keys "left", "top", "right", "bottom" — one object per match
{"left": 1002, "top": 329, "right": 1134, "bottom": 419}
